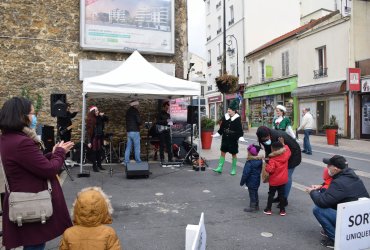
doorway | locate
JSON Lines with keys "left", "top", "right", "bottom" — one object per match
{"left": 317, "top": 101, "right": 326, "bottom": 133}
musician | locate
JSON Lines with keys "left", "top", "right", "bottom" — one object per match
{"left": 57, "top": 103, "right": 78, "bottom": 142}
{"left": 86, "top": 106, "right": 108, "bottom": 172}
{"left": 124, "top": 100, "right": 142, "bottom": 165}
{"left": 156, "top": 101, "right": 173, "bottom": 163}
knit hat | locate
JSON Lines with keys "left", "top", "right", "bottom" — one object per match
{"left": 247, "top": 144, "right": 261, "bottom": 156}
{"left": 89, "top": 106, "right": 98, "bottom": 112}
{"left": 228, "top": 98, "right": 239, "bottom": 111}
{"left": 130, "top": 100, "right": 139, "bottom": 106}
{"left": 256, "top": 126, "right": 271, "bottom": 140}
{"left": 323, "top": 155, "right": 348, "bottom": 169}
{"left": 276, "top": 105, "right": 287, "bottom": 112}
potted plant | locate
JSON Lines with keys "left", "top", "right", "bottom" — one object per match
{"left": 215, "top": 74, "right": 239, "bottom": 94}
{"left": 200, "top": 117, "right": 216, "bottom": 149}
{"left": 322, "top": 115, "right": 339, "bottom": 145}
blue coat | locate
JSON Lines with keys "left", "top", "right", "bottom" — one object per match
{"left": 240, "top": 159, "right": 263, "bottom": 189}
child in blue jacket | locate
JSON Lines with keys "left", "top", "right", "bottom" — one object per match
{"left": 240, "top": 144, "right": 264, "bottom": 212}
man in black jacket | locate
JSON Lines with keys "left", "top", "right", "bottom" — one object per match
{"left": 306, "top": 155, "right": 369, "bottom": 248}
{"left": 256, "top": 126, "right": 301, "bottom": 206}
{"left": 124, "top": 100, "right": 142, "bottom": 165}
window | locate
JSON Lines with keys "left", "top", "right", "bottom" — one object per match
{"left": 218, "top": 16, "right": 221, "bottom": 30}
{"left": 229, "top": 5, "right": 234, "bottom": 25}
{"left": 206, "top": 1, "right": 210, "bottom": 14}
{"left": 259, "top": 60, "right": 265, "bottom": 82}
{"left": 231, "top": 63, "right": 236, "bottom": 76}
{"left": 282, "top": 51, "right": 289, "bottom": 77}
{"left": 247, "top": 65, "right": 251, "bottom": 77}
{"left": 314, "top": 46, "right": 327, "bottom": 78}
{"left": 201, "top": 86, "right": 205, "bottom": 96}
{"left": 207, "top": 50, "right": 212, "bottom": 67}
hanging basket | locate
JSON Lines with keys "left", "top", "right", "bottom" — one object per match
{"left": 215, "top": 74, "right": 239, "bottom": 94}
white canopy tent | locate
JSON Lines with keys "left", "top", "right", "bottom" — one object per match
{"left": 79, "top": 51, "right": 202, "bottom": 175}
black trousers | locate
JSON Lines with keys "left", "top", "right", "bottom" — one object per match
{"left": 159, "top": 130, "right": 173, "bottom": 161}
{"left": 266, "top": 184, "right": 286, "bottom": 211}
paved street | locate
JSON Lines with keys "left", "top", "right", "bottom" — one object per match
{"left": 2, "top": 129, "right": 370, "bottom": 249}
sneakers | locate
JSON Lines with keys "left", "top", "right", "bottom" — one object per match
{"left": 320, "top": 238, "right": 334, "bottom": 248}
{"left": 320, "top": 229, "right": 328, "bottom": 238}
{"left": 279, "top": 210, "right": 286, "bottom": 216}
{"left": 263, "top": 209, "right": 272, "bottom": 215}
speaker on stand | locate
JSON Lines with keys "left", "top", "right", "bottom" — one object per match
{"left": 50, "top": 94, "right": 67, "bottom": 118}
{"left": 186, "top": 106, "right": 199, "bottom": 163}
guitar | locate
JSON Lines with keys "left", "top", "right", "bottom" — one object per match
{"left": 59, "top": 123, "right": 77, "bottom": 136}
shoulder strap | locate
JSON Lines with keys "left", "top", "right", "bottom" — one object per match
{"left": 0, "top": 156, "right": 51, "bottom": 193}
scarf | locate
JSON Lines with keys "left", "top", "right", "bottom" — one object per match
{"left": 22, "top": 127, "right": 45, "bottom": 150}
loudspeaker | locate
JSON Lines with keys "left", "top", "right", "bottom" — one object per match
{"left": 40, "top": 125, "right": 54, "bottom": 154}
{"left": 50, "top": 94, "right": 67, "bottom": 117}
{"left": 187, "top": 106, "right": 198, "bottom": 124}
{"left": 125, "top": 162, "right": 150, "bottom": 179}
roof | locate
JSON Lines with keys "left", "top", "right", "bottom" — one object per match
{"left": 245, "top": 10, "right": 340, "bottom": 58}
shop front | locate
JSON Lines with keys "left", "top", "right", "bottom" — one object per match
{"left": 208, "top": 94, "right": 222, "bottom": 122}
{"left": 291, "top": 80, "right": 347, "bottom": 136}
{"left": 360, "top": 77, "right": 370, "bottom": 139}
{"left": 244, "top": 77, "right": 298, "bottom": 128}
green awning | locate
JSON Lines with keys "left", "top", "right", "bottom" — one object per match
{"left": 244, "top": 77, "right": 298, "bottom": 98}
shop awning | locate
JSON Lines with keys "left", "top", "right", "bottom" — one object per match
{"left": 244, "top": 77, "right": 297, "bottom": 99}
{"left": 291, "top": 81, "right": 346, "bottom": 97}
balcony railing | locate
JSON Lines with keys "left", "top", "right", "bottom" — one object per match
{"left": 228, "top": 18, "right": 234, "bottom": 26}
{"left": 206, "top": 36, "right": 211, "bottom": 42}
{"left": 313, "top": 67, "right": 328, "bottom": 79}
{"left": 217, "top": 55, "right": 222, "bottom": 62}
{"left": 207, "top": 85, "right": 213, "bottom": 91}
{"left": 207, "top": 61, "right": 212, "bottom": 67}
{"left": 217, "top": 28, "right": 222, "bottom": 34}
{"left": 216, "top": 1, "right": 221, "bottom": 9}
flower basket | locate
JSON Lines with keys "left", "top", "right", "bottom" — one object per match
{"left": 215, "top": 74, "right": 239, "bottom": 94}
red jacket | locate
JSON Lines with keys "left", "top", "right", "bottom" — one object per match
{"left": 265, "top": 145, "right": 291, "bottom": 186}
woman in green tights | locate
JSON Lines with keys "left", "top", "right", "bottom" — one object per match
{"left": 212, "top": 99, "right": 245, "bottom": 175}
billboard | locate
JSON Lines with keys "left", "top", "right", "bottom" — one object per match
{"left": 80, "top": 0, "right": 175, "bottom": 55}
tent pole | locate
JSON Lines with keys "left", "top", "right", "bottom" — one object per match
{"left": 198, "top": 95, "right": 201, "bottom": 164}
{"left": 78, "top": 92, "right": 89, "bottom": 177}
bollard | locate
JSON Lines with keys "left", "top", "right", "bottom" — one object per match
{"left": 334, "top": 131, "right": 339, "bottom": 147}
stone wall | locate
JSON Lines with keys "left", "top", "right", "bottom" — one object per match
{"left": 0, "top": 0, "right": 188, "bottom": 152}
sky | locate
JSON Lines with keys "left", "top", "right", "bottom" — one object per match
{"left": 187, "top": 0, "right": 206, "bottom": 59}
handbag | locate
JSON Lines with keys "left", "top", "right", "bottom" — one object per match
{"left": 1, "top": 156, "right": 53, "bottom": 227}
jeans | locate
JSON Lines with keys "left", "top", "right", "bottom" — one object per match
{"left": 284, "top": 167, "right": 295, "bottom": 199}
{"left": 313, "top": 206, "right": 336, "bottom": 240}
{"left": 125, "top": 132, "right": 142, "bottom": 164}
{"left": 24, "top": 243, "right": 46, "bottom": 250}
{"left": 304, "top": 129, "right": 312, "bottom": 153}
{"left": 248, "top": 188, "right": 259, "bottom": 204}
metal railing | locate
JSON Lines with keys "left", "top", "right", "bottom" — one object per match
{"left": 313, "top": 68, "right": 328, "bottom": 79}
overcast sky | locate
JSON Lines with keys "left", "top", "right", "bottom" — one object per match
{"left": 187, "top": 0, "right": 206, "bottom": 59}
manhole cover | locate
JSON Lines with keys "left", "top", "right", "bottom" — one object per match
{"left": 261, "top": 232, "right": 273, "bottom": 238}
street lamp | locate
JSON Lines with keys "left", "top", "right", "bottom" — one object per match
{"left": 226, "top": 34, "right": 239, "bottom": 77}
{"left": 187, "top": 62, "right": 195, "bottom": 80}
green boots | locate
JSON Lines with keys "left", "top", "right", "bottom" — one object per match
{"left": 212, "top": 156, "right": 225, "bottom": 173}
{"left": 230, "top": 158, "right": 237, "bottom": 175}
{"left": 213, "top": 156, "right": 237, "bottom": 175}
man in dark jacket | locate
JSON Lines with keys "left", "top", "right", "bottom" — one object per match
{"left": 156, "top": 101, "right": 173, "bottom": 163}
{"left": 124, "top": 100, "right": 142, "bottom": 165}
{"left": 57, "top": 103, "right": 78, "bottom": 142}
{"left": 307, "top": 155, "right": 369, "bottom": 248}
{"left": 256, "top": 126, "right": 301, "bottom": 205}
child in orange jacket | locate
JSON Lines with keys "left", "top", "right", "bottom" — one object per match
{"left": 264, "top": 139, "right": 291, "bottom": 216}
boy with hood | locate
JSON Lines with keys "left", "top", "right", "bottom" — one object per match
{"left": 263, "top": 139, "right": 291, "bottom": 216}
{"left": 59, "top": 187, "right": 121, "bottom": 250}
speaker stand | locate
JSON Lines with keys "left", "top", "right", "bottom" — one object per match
{"left": 62, "top": 161, "right": 74, "bottom": 181}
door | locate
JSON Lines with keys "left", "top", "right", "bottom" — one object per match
{"left": 317, "top": 101, "right": 326, "bottom": 133}
{"left": 361, "top": 95, "right": 370, "bottom": 139}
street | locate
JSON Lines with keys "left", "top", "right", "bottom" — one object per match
{"left": 40, "top": 130, "right": 370, "bottom": 250}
